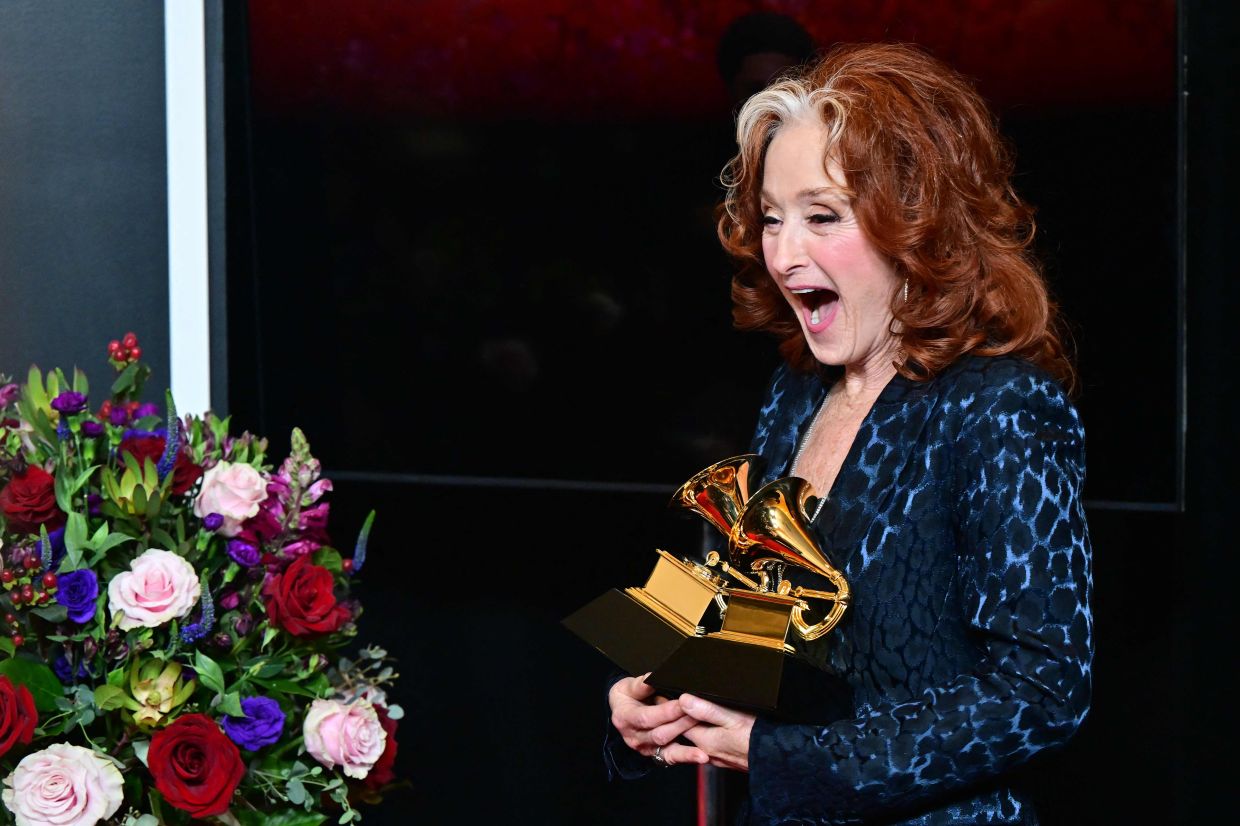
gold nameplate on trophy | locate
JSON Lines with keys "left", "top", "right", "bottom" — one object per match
{"left": 563, "top": 455, "right": 854, "bottom": 714}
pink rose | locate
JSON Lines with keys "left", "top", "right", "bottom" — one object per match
{"left": 2, "top": 743, "right": 123, "bottom": 826}
{"left": 193, "top": 461, "right": 268, "bottom": 537}
{"left": 302, "top": 699, "right": 387, "bottom": 780}
{"left": 107, "top": 548, "right": 201, "bottom": 630}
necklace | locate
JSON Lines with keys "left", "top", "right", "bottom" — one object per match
{"left": 791, "top": 387, "right": 832, "bottom": 523}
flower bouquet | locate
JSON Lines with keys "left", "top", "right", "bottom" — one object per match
{"left": 0, "top": 333, "right": 400, "bottom": 825}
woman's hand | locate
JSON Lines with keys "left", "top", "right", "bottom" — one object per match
{"left": 608, "top": 674, "right": 708, "bottom": 767}
{"left": 679, "top": 693, "right": 755, "bottom": 772}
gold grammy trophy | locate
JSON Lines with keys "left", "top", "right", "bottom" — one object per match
{"left": 563, "top": 455, "right": 854, "bottom": 713}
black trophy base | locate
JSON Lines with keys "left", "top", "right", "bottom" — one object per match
{"left": 562, "top": 588, "right": 692, "bottom": 678}
{"left": 647, "top": 634, "right": 854, "bottom": 725}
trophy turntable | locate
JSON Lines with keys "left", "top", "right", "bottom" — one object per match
{"left": 563, "top": 455, "right": 853, "bottom": 715}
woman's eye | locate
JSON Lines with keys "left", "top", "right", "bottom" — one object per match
{"left": 762, "top": 214, "right": 781, "bottom": 227}
{"left": 808, "top": 212, "right": 839, "bottom": 225}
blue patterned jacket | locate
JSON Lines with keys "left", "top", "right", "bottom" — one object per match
{"left": 741, "top": 355, "right": 1093, "bottom": 824}
{"left": 605, "top": 355, "right": 1093, "bottom": 825}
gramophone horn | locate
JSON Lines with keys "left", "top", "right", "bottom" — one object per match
{"left": 728, "top": 477, "right": 833, "bottom": 577}
{"left": 729, "top": 476, "right": 850, "bottom": 641}
{"left": 670, "top": 454, "right": 760, "bottom": 537}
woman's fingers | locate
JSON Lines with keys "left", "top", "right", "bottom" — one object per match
{"left": 655, "top": 742, "right": 710, "bottom": 765}
{"left": 678, "top": 693, "right": 743, "bottom": 727}
{"left": 649, "top": 712, "right": 698, "bottom": 746}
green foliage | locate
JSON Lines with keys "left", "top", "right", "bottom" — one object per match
{"left": 0, "top": 658, "right": 63, "bottom": 711}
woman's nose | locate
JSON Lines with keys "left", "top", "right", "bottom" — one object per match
{"left": 768, "top": 224, "right": 806, "bottom": 278}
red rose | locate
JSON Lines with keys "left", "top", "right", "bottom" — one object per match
{"left": 148, "top": 713, "right": 245, "bottom": 818}
{"left": 119, "top": 434, "right": 204, "bottom": 495}
{"left": 262, "top": 556, "right": 349, "bottom": 637}
{"left": 0, "top": 675, "right": 37, "bottom": 758}
{"left": 0, "top": 465, "right": 65, "bottom": 535}
{"left": 364, "top": 705, "right": 399, "bottom": 790}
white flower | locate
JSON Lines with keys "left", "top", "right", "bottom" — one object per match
{"left": 193, "top": 461, "right": 267, "bottom": 537}
{"left": 107, "top": 548, "right": 200, "bottom": 630}
{"left": 302, "top": 698, "right": 387, "bottom": 779}
{"left": 2, "top": 743, "right": 123, "bottom": 826}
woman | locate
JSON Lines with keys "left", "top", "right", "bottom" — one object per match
{"left": 607, "top": 43, "right": 1093, "bottom": 824}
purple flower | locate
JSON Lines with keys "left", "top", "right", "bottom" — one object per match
{"left": 87, "top": 493, "right": 103, "bottom": 516}
{"left": 0, "top": 383, "right": 20, "bottom": 408}
{"left": 227, "top": 539, "right": 261, "bottom": 567}
{"left": 50, "top": 391, "right": 88, "bottom": 415}
{"left": 52, "top": 655, "right": 93, "bottom": 685}
{"left": 108, "top": 406, "right": 130, "bottom": 426}
{"left": 134, "top": 402, "right": 160, "bottom": 419}
{"left": 221, "top": 696, "right": 285, "bottom": 750}
{"left": 203, "top": 512, "right": 225, "bottom": 532}
{"left": 55, "top": 569, "right": 99, "bottom": 624}
{"left": 80, "top": 420, "right": 105, "bottom": 438}
{"left": 218, "top": 591, "right": 241, "bottom": 611}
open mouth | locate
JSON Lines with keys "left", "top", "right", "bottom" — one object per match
{"left": 790, "top": 287, "right": 839, "bottom": 333}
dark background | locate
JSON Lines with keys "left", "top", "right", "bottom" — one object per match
{"left": 219, "top": 1, "right": 1236, "bottom": 824}
{"left": 1, "top": 1, "right": 1233, "bottom": 823}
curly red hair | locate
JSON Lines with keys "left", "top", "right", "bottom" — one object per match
{"left": 719, "top": 43, "right": 1075, "bottom": 390}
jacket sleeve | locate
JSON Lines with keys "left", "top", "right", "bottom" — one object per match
{"left": 747, "top": 370, "right": 1094, "bottom": 824}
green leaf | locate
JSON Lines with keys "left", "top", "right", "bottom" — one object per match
{"left": 149, "top": 527, "right": 177, "bottom": 551}
{"left": 311, "top": 547, "right": 342, "bottom": 573}
{"left": 0, "top": 638, "right": 14, "bottom": 657}
{"left": 0, "top": 658, "right": 64, "bottom": 711}
{"left": 31, "top": 604, "right": 68, "bottom": 623}
{"left": 72, "top": 367, "right": 89, "bottom": 396}
{"left": 26, "top": 365, "right": 49, "bottom": 409}
{"left": 194, "top": 651, "right": 227, "bottom": 696}
{"left": 217, "top": 691, "right": 244, "bottom": 717}
{"left": 110, "top": 362, "right": 139, "bottom": 396}
{"left": 65, "top": 511, "right": 88, "bottom": 554}
{"left": 93, "top": 684, "right": 127, "bottom": 711}
{"left": 54, "top": 473, "right": 74, "bottom": 517}
{"left": 69, "top": 464, "right": 99, "bottom": 496}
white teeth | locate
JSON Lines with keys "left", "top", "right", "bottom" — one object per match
{"left": 791, "top": 288, "right": 816, "bottom": 294}
{"left": 811, "top": 307, "right": 821, "bottom": 325}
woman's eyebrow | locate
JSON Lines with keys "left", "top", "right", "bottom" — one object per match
{"left": 759, "top": 187, "right": 846, "bottom": 204}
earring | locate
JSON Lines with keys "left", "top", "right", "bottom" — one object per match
{"left": 902, "top": 278, "right": 909, "bottom": 303}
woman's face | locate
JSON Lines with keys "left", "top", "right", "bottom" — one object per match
{"left": 760, "top": 119, "right": 902, "bottom": 372}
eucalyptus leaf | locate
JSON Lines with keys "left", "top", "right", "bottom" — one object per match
{"left": 237, "top": 811, "right": 327, "bottom": 826}
{"left": 286, "top": 777, "right": 307, "bottom": 805}
{"left": 132, "top": 739, "right": 150, "bottom": 767}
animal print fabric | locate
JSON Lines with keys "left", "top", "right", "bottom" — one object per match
{"left": 742, "top": 356, "right": 1093, "bottom": 825}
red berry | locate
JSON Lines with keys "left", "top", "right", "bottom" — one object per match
{"left": 11, "top": 635, "right": 23, "bottom": 647}
{"left": 22, "top": 556, "right": 40, "bottom": 572}
{"left": 41, "top": 572, "right": 58, "bottom": 590}
{"left": 342, "top": 559, "right": 354, "bottom": 573}
{"left": 0, "top": 570, "right": 14, "bottom": 584}
{"left": 20, "top": 584, "right": 34, "bottom": 601}
{"left": 129, "top": 346, "right": 142, "bottom": 361}
{"left": 123, "top": 332, "right": 138, "bottom": 349}
{"left": 4, "top": 613, "right": 15, "bottom": 624}
{"left": 108, "top": 339, "right": 121, "bottom": 353}
{"left": 99, "top": 400, "right": 113, "bottom": 416}
{"left": 35, "top": 591, "right": 49, "bottom": 604}
{"left": 9, "top": 590, "right": 23, "bottom": 606}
